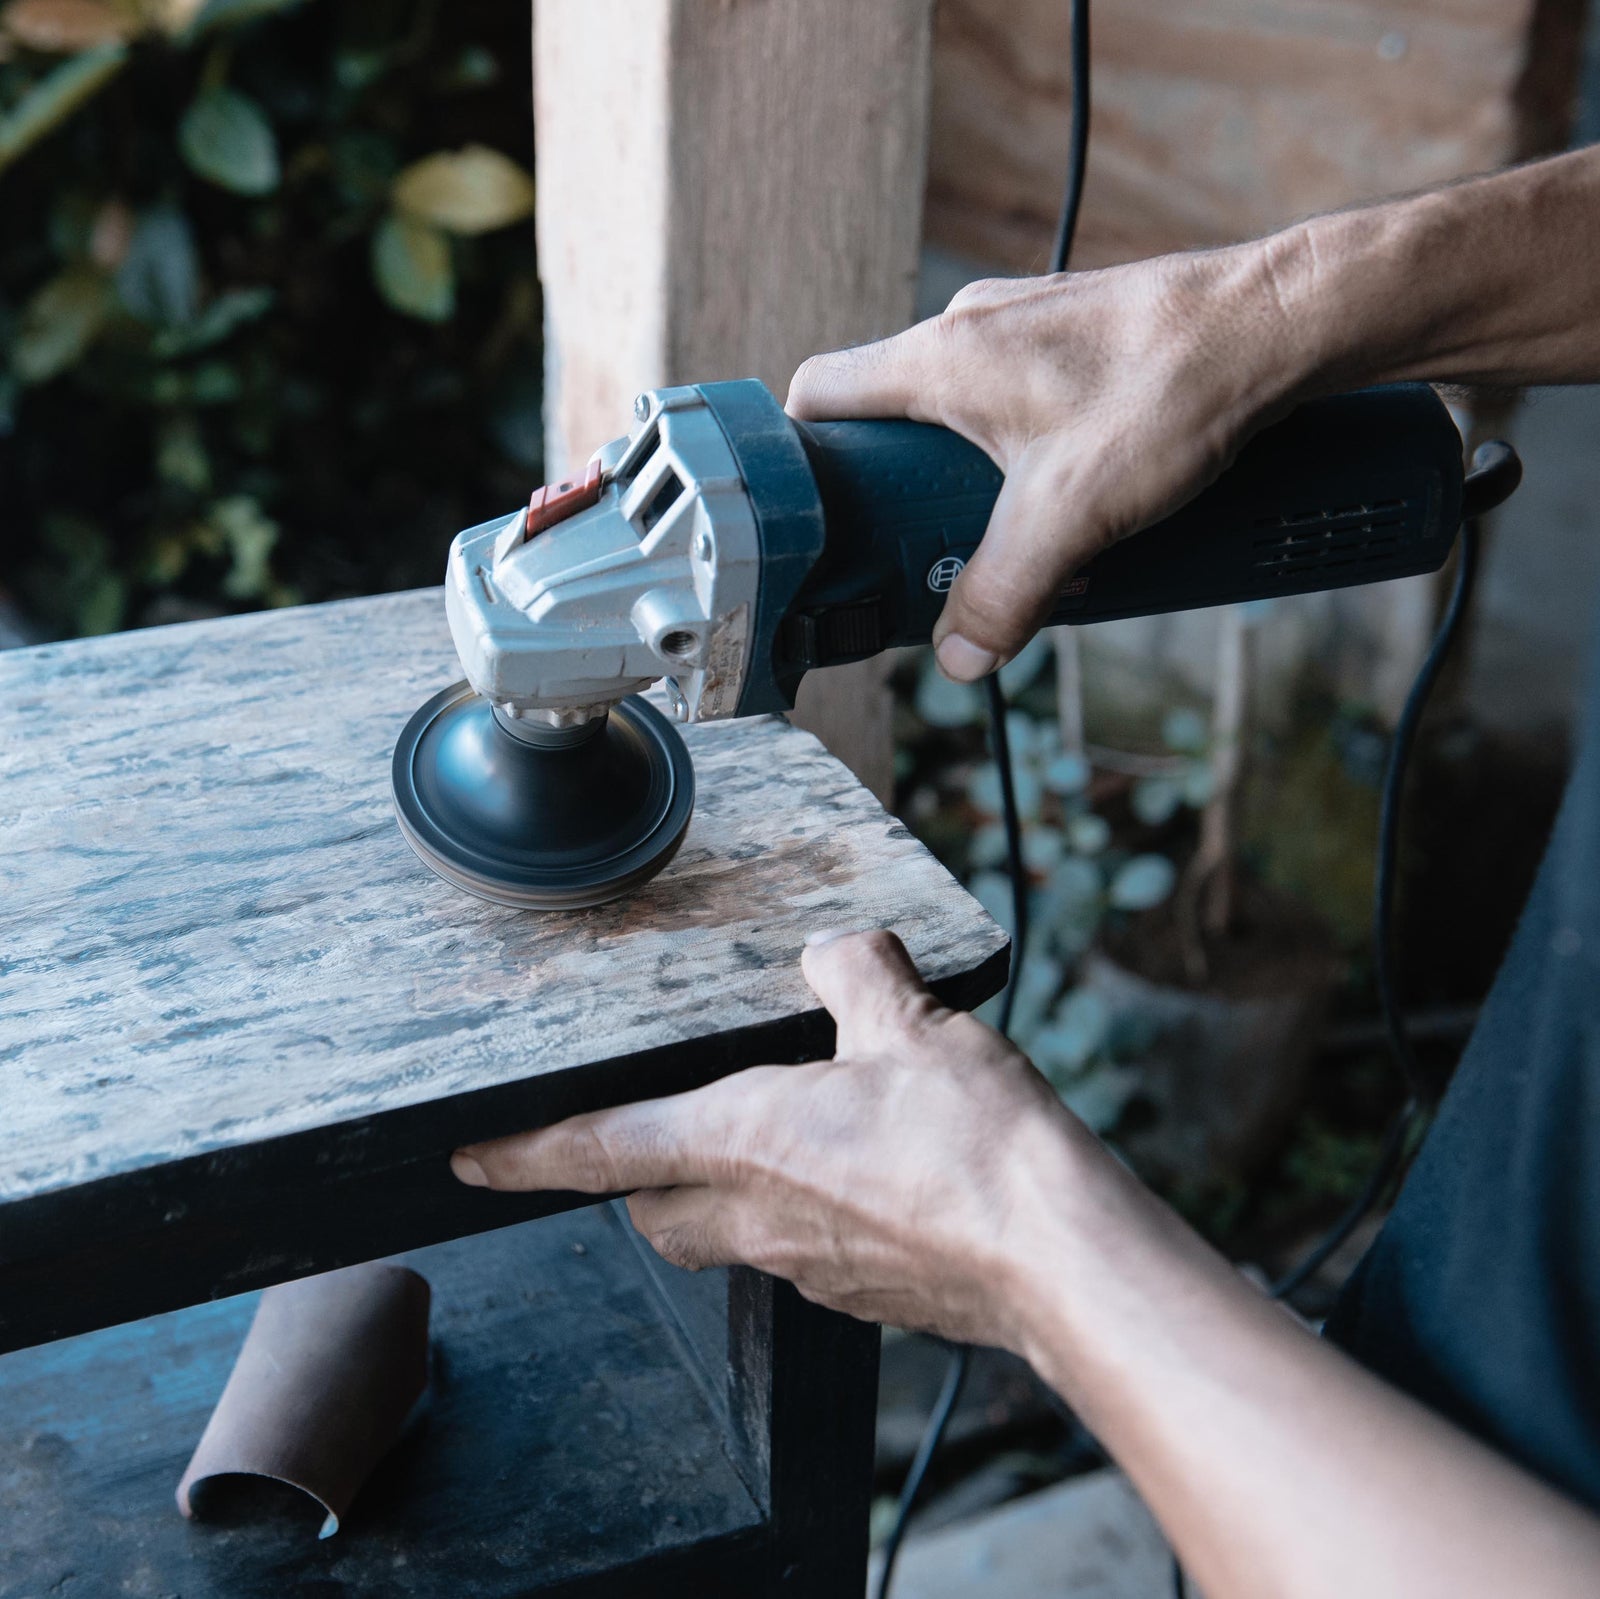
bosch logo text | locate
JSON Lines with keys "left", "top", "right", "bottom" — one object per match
{"left": 927, "top": 556, "right": 965, "bottom": 593}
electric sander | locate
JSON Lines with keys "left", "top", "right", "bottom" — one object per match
{"left": 392, "top": 379, "right": 1519, "bottom": 909}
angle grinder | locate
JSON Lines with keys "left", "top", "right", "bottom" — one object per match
{"left": 391, "top": 379, "right": 1520, "bottom": 909}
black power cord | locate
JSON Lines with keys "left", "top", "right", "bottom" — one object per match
{"left": 1268, "top": 513, "right": 1481, "bottom": 1301}
{"left": 872, "top": 8, "right": 1092, "bottom": 1598}
{"left": 873, "top": 1343, "right": 972, "bottom": 1597}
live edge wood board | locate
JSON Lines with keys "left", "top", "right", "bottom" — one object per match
{"left": 0, "top": 589, "right": 1007, "bottom": 1352}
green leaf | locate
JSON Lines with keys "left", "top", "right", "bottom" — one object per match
{"left": 1162, "top": 705, "right": 1208, "bottom": 754}
{"left": 1004, "top": 708, "right": 1043, "bottom": 760}
{"left": 179, "top": 86, "right": 279, "bottom": 196}
{"left": 12, "top": 264, "right": 113, "bottom": 384}
{"left": 1180, "top": 762, "right": 1216, "bottom": 808}
{"left": 1021, "top": 824, "right": 1065, "bottom": 875}
{"left": 1043, "top": 751, "right": 1090, "bottom": 795}
{"left": 968, "top": 821, "right": 1008, "bottom": 870}
{"left": 393, "top": 144, "right": 536, "bottom": 236}
{"left": 1131, "top": 776, "right": 1183, "bottom": 827}
{"left": 48, "top": 189, "right": 99, "bottom": 261}
{"left": 0, "top": 41, "right": 128, "bottom": 176}
{"left": 75, "top": 569, "right": 126, "bottom": 636}
{"left": 208, "top": 494, "right": 279, "bottom": 598}
{"left": 968, "top": 760, "right": 1042, "bottom": 823}
{"left": 1031, "top": 988, "right": 1111, "bottom": 1079}
{"left": 1035, "top": 856, "right": 1105, "bottom": 952}
{"left": 1066, "top": 811, "right": 1111, "bottom": 855}
{"left": 155, "top": 413, "right": 210, "bottom": 492}
{"left": 1108, "top": 853, "right": 1177, "bottom": 911}
{"left": 150, "top": 285, "right": 274, "bottom": 358}
{"left": 444, "top": 44, "right": 499, "bottom": 90}
{"left": 115, "top": 204, "right": 200, "bottom": 325}
{"left": 371, "top": 212, "right": 453, "bottom": 321}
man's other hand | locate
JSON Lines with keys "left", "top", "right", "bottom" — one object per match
{"left": 451, "top": 929, "right": 1083, "bottom": 1350}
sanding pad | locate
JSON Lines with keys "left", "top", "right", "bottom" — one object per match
{"left": 391, "top": 682, "right": 694, "bottom": 911}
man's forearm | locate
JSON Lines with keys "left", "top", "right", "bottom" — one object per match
{"left": 1003, "top": 1129, "right": 1600, "bottom": 1599}
{"left": 1279, "top": 145, "right": 1600, "bottom": 396}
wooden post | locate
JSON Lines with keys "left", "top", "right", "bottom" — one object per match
{"left": 534, "top": 0, "right": 938, "bottom": 803}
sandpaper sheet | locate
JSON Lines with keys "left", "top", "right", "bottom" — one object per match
{"left": 177, "top": 1261, "right": 430, "bottom": 1538}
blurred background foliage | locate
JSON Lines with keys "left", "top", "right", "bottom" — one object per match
{"left": 0, "top": 0, "right": 543, "bottom": 639}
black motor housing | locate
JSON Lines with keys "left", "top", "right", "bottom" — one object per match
{"left": 696, "top": 381, "right": 1464, "bottom": 710}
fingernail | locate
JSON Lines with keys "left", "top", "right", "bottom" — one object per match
{"left": 935, "top": 634, "right": 999, "bottom": 683}
{"left": 451, "top": 1151, "right": 488, "bottom": 1188}
{"left": 805, "top": 927, "right": 862, "bottom": 948}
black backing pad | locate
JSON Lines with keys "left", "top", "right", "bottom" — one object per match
{"left": 391, "top": 683, "right": 694, "bottom": 910}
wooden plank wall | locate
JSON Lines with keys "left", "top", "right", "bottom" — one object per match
{"left": 926, "top": 0, "right": 1587, "bottom": 273}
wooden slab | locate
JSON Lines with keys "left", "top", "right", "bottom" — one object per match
{"left": 0, "top": 589, "right": 1006, "bottom": 1350}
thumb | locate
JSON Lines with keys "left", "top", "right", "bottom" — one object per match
{"left": 800, "top": 928, "right": 941, "bottom": 1057}
{"left": 931, "top": 442, "right": 1101, "bottom": 681}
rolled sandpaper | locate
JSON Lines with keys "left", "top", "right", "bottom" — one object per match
{"left": 177, "top": 1261, "right": 430, "bottom": 1538}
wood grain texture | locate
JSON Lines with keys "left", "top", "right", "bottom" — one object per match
{"left": 0, "top": 590, "right": 1005, "bottom": 1347}
{"left": 925, "top": 0, "right": 1586, "bottom": 272}
{"left": 534, "top": 0, "right": 938, "bottom": 802}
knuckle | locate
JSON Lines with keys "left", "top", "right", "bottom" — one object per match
{"left": 650, "top": 1222, "right": 702, "bottom": 1271}
{"left": 945, "top": 276, "right": 1006, "bottom": 316}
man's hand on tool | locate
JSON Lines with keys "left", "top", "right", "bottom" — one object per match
{"left": 452, "top": 929, "right": 1084, "bottom": 1348}
{"left": 790, "top": 145, "right": 1600, "bottom": 685}
{"left": 788, "top": 247, "right": 1305, "bottom": 683}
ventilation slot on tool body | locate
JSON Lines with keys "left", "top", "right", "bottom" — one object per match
{"left": 1250, "top": 499, "right": 1412, "bottom": 584}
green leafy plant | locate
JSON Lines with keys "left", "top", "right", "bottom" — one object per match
{"left": 0, "top": 0, "right": 544, "bottom": 637}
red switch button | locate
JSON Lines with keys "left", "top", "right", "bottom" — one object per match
{"left": 526, "top": 457, "right": 604, "bottom": 539}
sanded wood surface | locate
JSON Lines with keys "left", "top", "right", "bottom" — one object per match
{"left": 926, "top": 0, "right": 1585, "bottom": 272}
{"left": 0, "top": 589, "right": 1004, "bottom": 1348}
{"left": 534, "top": 0, "right": 937, "bottom": 802}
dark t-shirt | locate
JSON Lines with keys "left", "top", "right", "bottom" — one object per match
{"left": 1326, "top": 632, "right": 1600, "bottom": 1511}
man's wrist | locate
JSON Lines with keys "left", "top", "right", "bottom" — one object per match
{"left": 987, "top": 1106, "right": 1130, "bottom": 1380}
{"left": 1260, "top": 149, "right": 1600, "bottom": 396}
